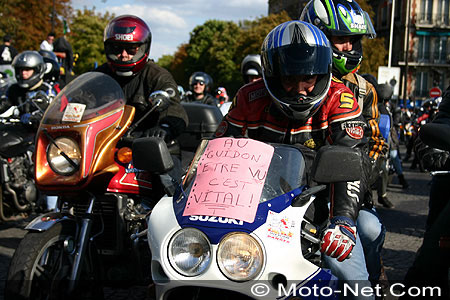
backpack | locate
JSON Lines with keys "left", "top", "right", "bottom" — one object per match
{"left": 378, "top": 114, "right": 391, "bottom": 141}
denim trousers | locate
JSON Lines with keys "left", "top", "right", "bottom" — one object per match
{"left": 323, "top": 207, "right": 385, "bottom": 299}
{"left": 390, "top": 149, "right": 403, "bottom": 175}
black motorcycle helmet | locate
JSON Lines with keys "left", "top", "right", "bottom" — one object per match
{"left": 39, "top": 50, "right": 60, "bottom": 83}
{"left": 189, "top": 71, "right": 213, "bottom": 93}
{"left": 12, "top": 50, "right": 46, "bottom": 89}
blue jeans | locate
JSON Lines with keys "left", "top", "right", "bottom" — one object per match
{"left": 323, "top": 207, "right": 385, "bottom": 300}
{"left": 390, "top": 149, "right": 403, "bottom": 175}
{"left": 357, "top": 207, "right": 386, "bottom": 284}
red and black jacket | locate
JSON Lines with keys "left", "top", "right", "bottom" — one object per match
{"left": 215, "top": 77, "right": 369, "bottom": 222}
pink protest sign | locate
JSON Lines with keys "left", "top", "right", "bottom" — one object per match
{"left": 183, "top": 138, "right": 274, "bottom": 223}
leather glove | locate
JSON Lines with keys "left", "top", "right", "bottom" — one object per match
{"left": 20, "top": 113, "right": 31, "bottom": 124}
{"left": 145, "top": 124, "right": 171, "bottom": 141}
{"left": 421, "top": 149, "right": 450, "bottom": 170}
{"left": 416, "top": 137, "right": 450, "bottom": 170}
{"left": 320, "top": 216, "right": 357, "bottom": 262}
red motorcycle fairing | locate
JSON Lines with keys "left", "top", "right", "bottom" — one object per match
{"left": 107, "top": 159, "right": 153, "bottom": 195}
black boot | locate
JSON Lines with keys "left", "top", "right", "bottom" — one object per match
{"left": 398, "top": 174, "right": 409, "bottom": 189}
{"left": 378, "top": 195, "right": 395, "bottom": 208}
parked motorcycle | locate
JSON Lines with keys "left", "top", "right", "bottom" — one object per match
{"left": 0, "top": 90, "right": 53, "bottom": 221}
{"left": 135, "top": 136, "right": 362, "bottom": 299}
{"left": 5, "top": 72, "right": 170, "bottom": 299}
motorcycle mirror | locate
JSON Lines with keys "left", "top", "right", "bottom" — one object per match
{"left": 132, "top": 137, "right": 174, "bottom": 174}
{"left": 148, "top": 90, "right": 170, "bottom": 112}
{"left": 45, "top": 62, "right": 53, "bottom": 74}
{"left": 419, "top": 123, "right": 450, "bottom": 151}
{"left": 311, "top": 145, "right": 362, "bottom": 183}
{"left": 13, "top": 107, "right": 20, "bottom": 117}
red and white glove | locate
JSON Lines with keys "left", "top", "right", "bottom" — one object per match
{"left": 320, "top": 216, "right": 357, "bottom": 262}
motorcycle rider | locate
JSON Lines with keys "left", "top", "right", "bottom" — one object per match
{"left": 95, "top": 15, "right": 188, "bottom": 191}
{"left": 401, "top": 85, "right": 450, "bottom": 298}
{"left": 1, "top": 51, "right": 58, "bottom": 211}
{"left": 38, "top": 49, "right": 61, "bottom": 92}
{"left": 95, "top": 15, "right": 187, "bottom": 141}
{"left": 182, "top": 71, "right": 218, "bottom": 106}
{"left": 241, "top": 54, "right": 262, "bottom": 84}
{"left": 215, "top": 20, "right": 372, "bottom": 293}
{"left": 301, "top": 0, "right": 387, "bottom": 290}
{"left": 1, "top": 50, "right": 57, "bottom": 125}
{"left": 0, "top": 34, "right": 18, "bottom": 79}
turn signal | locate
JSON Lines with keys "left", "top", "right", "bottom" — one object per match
{"left": 117, "top": 147, "right": 132, "bottom": 163}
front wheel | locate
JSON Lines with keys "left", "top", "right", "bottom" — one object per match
{"left": 5, "top": 222, "right": 103, "bottom": 300}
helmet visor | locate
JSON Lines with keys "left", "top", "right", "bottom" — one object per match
{"left": 362, "top": 11, "right": 376, "bottom": 38}
{"left": 267, "top": 43, "right": 332, "bottom": 77}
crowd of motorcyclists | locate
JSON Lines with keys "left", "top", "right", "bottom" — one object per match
{"left": 0, "top": 0, "right": 449, "bottom": 298}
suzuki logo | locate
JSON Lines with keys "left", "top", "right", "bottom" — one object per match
{"left": 189, "top": 215, "right": 244, "bottom": 225}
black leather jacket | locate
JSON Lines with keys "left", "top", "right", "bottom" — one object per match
{"left": 182, "top": 91, "right": 218, "bottom": 107}
{"left": 95, "top": 61, "right": 188, "bottom": 138}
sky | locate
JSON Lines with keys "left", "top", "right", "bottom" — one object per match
{"left": 72, "top": 0, "right": 268, "bottom": 60}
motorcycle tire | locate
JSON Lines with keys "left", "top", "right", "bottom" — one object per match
{"left": 4, "top": 222, "right": 104, "bottom": 300}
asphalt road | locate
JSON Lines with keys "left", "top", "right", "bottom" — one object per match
{"left": 0, "top": 146, "right": 432, "bottom": 300}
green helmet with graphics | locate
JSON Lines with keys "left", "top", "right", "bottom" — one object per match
{"left": 300, "top": 0, "right": 376, "bottom": 76}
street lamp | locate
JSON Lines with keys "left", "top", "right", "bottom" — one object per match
{"left": 402, "top": 0, "right": 411, "bottom": 107}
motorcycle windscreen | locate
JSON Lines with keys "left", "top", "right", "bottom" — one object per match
{"left": 41, "top": 72, "right": 125, "bottom": 125}
{"left": 183, "top": 139, "right": 307, "bottom": 204}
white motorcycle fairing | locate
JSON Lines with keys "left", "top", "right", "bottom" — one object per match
{"left": 148, "top": 186, "right": 338, "bottom": 299}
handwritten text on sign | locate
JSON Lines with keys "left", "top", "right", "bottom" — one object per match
{"left": 183, "top": 138, "right": 274, "bottom": 223}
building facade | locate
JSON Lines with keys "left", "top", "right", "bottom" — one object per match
{"left": 373, "top": 0, "right": 450, "bottom": 103}
{"left": 269, "top": 0, "right": 450, "bottom": 103}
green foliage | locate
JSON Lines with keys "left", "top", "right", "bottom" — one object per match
{"left": 158, "top": 12, "right": 291, "bottom": 97}
{"left": 360, "top": 37, "right": 387, "bottom": 76}
{"left": 0, "top": 0, "right": 387, "bottom": 95}
{"left": 354, "top": 0, "right": 388, "bottom": 75}
{"left": 69, "top": 9, "right": 113, "bottom": 74}
{"left": 157, "top": 54, "right": 174, "bottom": 70}
{"left": 181, "top": 20, "right": 241, "bottom": 94}
{"left": 0, "top": 0, "right": 71, "bottom": 52}
{"left": 236, "top": 11, "right": 291, "bottom": 58}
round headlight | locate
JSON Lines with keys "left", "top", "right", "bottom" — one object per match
{"left": 47, "top": 137, "right": 81, "bottom": 175}
{"left": 217, "top": 232, "right": 264, "bottom": 281}
{"left": 168, "top": 228, "right": 212, "bottom": 276}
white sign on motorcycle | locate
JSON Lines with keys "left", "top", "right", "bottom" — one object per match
{"left": 182, "top": 138, "right": 274, "bottom": 223}
{"left": 266, "top": 210, "right": 296, "bottom": 244}
{"left": 62, "top": 103, "right": 86, "bottom": 122}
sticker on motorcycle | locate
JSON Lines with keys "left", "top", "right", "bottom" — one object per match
{"left": 266, "top": 210, "right": 296, "bottom": 243}
{"left": 182, "top": 138, "right": 274, "bottom": 223}
{"left": 62, "top": 103, "right": 86, "bottom": 122}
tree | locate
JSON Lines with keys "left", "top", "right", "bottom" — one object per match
{"left": 356, "top": 0, "right": 388, "bottom": 76}
{"left": 159, "top": 12, "right": 291, "bottom": 97}
{"left": 69, "top": 9, "right": 113, "bottom": 74}
{"left": 0, "top": 0, "right": 71, "bottom": 52}
{"left": 235, "top": 11, "right": 291, "bottom": 72}
{"left": 182, "top": 20, "right": 241, "bottom": 94}
{"left": 157, "top": 43, "right": 189, "bottom": 87}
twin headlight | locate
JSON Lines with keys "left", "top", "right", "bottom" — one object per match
{"left": 168, "top": 228, "right": 264, "bottom": 281}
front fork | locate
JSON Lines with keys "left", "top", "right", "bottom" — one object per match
{"left": 68, "top": 195, "right": 95, "bottom": 292}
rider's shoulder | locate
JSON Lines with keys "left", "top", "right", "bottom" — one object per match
{"left": 239, "top": 79, "right": 269, "bottom": 103}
